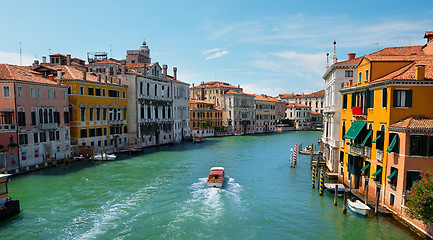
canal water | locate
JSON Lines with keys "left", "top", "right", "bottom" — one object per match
{"left": 1, "top": 131, "right": 419, "bottom": 239}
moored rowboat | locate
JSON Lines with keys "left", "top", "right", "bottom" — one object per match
{"left": 348, "top": 199, "right": 370, "bottom": 216}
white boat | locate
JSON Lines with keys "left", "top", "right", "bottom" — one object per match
{"left": 348, "top": 199, "right": 370, "bottom": 216}
{"left": 207, "top": 167, "right": 225, "bottom": 188}
{"left": 94, "top": 153, "right": 116, "bottom": 161}
{"left": 299, "top": 146, "right": 319, "bottom": 155}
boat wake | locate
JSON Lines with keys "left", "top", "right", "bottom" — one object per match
{"left": 164, "top": 176, "right": 244, "bottom": 238}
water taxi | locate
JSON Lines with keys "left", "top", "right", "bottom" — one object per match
{"left": 94, "top": 153, "right": 117, "bottom": 161}
{"left": 348, "top": 199, "right": 370, "bottom": 216}
{"left": 0, "top": 174, "right": 20, "bottom": 220}
{"left": 207, "top": 167, "right": 225, "bottom": 188}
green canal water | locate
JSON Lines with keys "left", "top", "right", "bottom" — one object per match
{"left": 1, "top": 131, "right": 420, "bottom": 239}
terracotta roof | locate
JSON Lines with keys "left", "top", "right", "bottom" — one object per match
{"left": 126, "top": 63, "right": 150, "bottom": 68}
{"left": 367, "top": 46, "right": 424, "bottom": 57}
{"left": 189, "top": 99, "right": 214, "bottom": 104}
{"left": 304, "top": 89, "right": 324, "bottom": 97}
{"left": 0, "top": 64, "right": 60, "bottom": 85}
{"left": 193, "top": 81, "right": 241, "bottom": 89}
{"left": 311, "top": 111, "right": 322, "bottom": 115}
{"left": 252, "top": 94, "right": 273, "bottom": 101}
{"left": 424, "top": 31, "right": 433, "bottom": 38}
{"left": 389, "top": 115, "right": 433, "bottom": 131}
{"left": 54, "top": 65, "right": 99, "bottom": 82}
{"left": 89, "top": 60, "right": 121, "bottom": 65}
{"left": 224, "top": 90, "right": 250, "bottom": 96}
{"left": 373, "top": 57, "right": 433, "bottom": 82}
{"left": 49, "top": 53, "right": 66, "bottom": 57}
{"left": 286, "top": 103, "right": 311, "bottom": 108}
{"left": 334, "top": 56, "right": 363, "bottom": 66}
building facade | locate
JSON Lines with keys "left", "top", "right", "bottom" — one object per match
{"left": 190, "top": 99, "right": 223, "bottom": 137}
{"left": 253, "top": 94, "right": 276, "bottom": 133}
{"left": 285, "top": 103, "right": 311, "bottom": 130}
{"left": 222, "top": 91, "right": 255, "bottom": 135}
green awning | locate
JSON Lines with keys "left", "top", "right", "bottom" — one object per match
{"left": 343, "top": 121, "right": 366, "bottom": 140}
{"left": 387, "top": 169, "right": 398, "bottom": 179}
{"left": 372, "top": 168, "right": 382, "bottom": 177}
{"left": 361, "top": 130, "right": 372, "bottom": 147}
{"left": 361, "top": 163, "right": 370, "bottom": 172}
{"left": 386, "top": 135, "right": 398, "bottom": 153}
{"left": 372, "top": 135, "right": 381, "bottom": 143}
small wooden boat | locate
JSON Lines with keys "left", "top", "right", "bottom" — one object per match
{"left": 348, "top": 199, "right": 370, "bottom": 216}
{"left": 0, "top": 174, "right": 20, "bottom": 220}
{"left": 193, "top": 136, "right": 206, "bottom": 143}
{"left": 94, "top": 153, "right": 116, "bottom": 161}
{"left": 207, "top": 167, "right": 225, "bottom": 188}
{"left": 324, "top": 183, "right": 346, "bottom": 196}
{"left": 299, "top": 146, "right": 319, "bottom": 155}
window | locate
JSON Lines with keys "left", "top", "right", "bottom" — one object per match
{"left": 80, "top": 86, "right": 84, "bottom": 95}
{"left": 55, "top": 130, "right": 60, "bottom": 140}
{"left": 103, "top": 109, "right": 107, "bottom": 120}
{"left": 406, "top": 171, "right": 421, "bottom": 190}
{"left": 140, "top": 82, "right": 143, "bottom": 95}
{"left": 358, "top": 72, "right": 362, "bottom": 83}
{"left": 95, "top": 88, "right": 101, "bottom": 96}
{"left": 33, "top": 133, "right": 38, "bottom": 143}
{"left": 96, "top": 108, "right": 101, "bottom": 121}
{"left": 393, "top": 89, "right": 412, "bottom": 108}
{"left": 54, "top": 90, "right": 58, "bottom": 99}
{"left": 410, "top": 135, "right": 428, "bottom": 156}
{"left": 64, "top": 111, "right": 69, "bottom": 124}
{"left": 18, "top": 112, "right": 26, "bottom": 126}
{"left": 124, "top": 126, "right": 127, "bottom": 133}
{"left": 345, "top": 70, "right": 353, "bottom": 77}
{"left": 3, "top": 86, "right": 10, "bottom": 98}
{"left": 147, "top": 83, "right": 150, "bottom": 95}
{"left": 89, "top": 108, "right": 94, "bottom": 121}
{"left": 48, "top": 89, "right": 52, "bottom": 99}
{"left": 122, "top": 91, "right": 125, "bottom": 98}
{"left": 102, "top": 89, "right": 106, "bottom": 96}
{"left": 388, "top": 166, "right": 398, "bottom": 187}
{"left": 19, "top": 134, "right": 28, "bottom": 145}
{"left": 389, "top": 193, "right": 395, "bottom": 206}
{"left": 375, "top": 127, "right": 385, "bottom": 151}
{"left": 31, "top": 112, "right": 36, "bottom": 125}
{"left": 30, "top": 87, "right": 35, "bottom": 98}
{"left": 40, "top": 132, "right": 46, "bottom": 142}
{"left": 365, "top": 70, "right": 369, "bottom": 81}
{"left": 429, "top": 136, "right": 433, "bottom": 157}
{"left": 80, "top": 129, "right": 87, "bottom": 138}
{"left": 17, "top": 86, "right": 23, "bottom": 97}
{"left": 387, "top": 133, "right": 399, "bottom": 154}
{"left": 342, "top": 94, "right": 347, "bottom": 109}
{"left": 382, "top": 88, "right": 387, "bottom": 108}
{"left": 96, "top": 128, "right": 102, "bottom": 136}
{"left": 366, "top": 90, "right": 374, "bottom": 108}
{"left": 54, "top": 111, "right": 60, "bottom": 124}
{"left": 63, "top": 90, "right": 67, "bottom": 100}
{"left": 80, "top": 108, "right": 86, "bottom": 121}
{"left": 155, "top": 84, "right": 157, "bottom": 96}
{"left": 351, "top": 93, "right": 356, "bottom": 108}
{"left": 104, "top": 127, "right": 107, "bottom": 135}
{"left": 88, "top": 87, "right": 94, "bottom": 96}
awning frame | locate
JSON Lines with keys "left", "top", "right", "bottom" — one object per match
{"left": 386, "top": 135, "right": 398, "bottom": 153}
{"left": 387, "top": 169, "right": 398, "bottom": 180}
{"left": 361, "top": 163, "right": 370, "bottom": 172}
{"left": 343, "top": 121, "right": 366, "bottom": 140}
{"left": 372, "top": 168, "right": 382, "bottom": 177}
{"left": 361, "top": 130, "right": 372, "bottom": 147}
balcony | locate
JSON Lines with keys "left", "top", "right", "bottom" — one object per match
{"left": 0, "top": 124, "right": 16, "bottom": 131}
{"left": 364, "top": 147, "right": 371, "bottom": 158}
{"left": 108, "top": 120, "right": 126, "bottom": 125}
{"left": 348, "top": 144, "right": 364, "bottom": 157}
{"left": 39, "top": 123, "right": 58, "bottom": 130}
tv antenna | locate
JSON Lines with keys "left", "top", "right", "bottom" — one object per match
{"left": 19, "top": 42, "right": 22, "bottom": 66}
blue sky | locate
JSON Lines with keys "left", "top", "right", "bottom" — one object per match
{"left": 1, "top": 0, "right": 433, "bottom": 96}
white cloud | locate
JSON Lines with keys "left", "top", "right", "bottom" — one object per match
{"left": 205, "top": 50, "right": 229, "bottom": 60}
{"left": 202, "top": 48, "right": 221, "bottom": 54}
{"left": 0, "top": 51, "right": 34, "bottom": 66}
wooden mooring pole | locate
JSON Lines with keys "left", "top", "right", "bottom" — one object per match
{"left": 319, "top": 167, "right": 324, "bottom": 196}
{"left": 375, "top": 187, "right": 380, "bottom": 215}
{"left": 365, "top": 179, "right": 369, "bottom": 206}
{"left": 311, "top": 165, "right": 316, "bottom": 188}
{"left": 343, "top": 190, "right": 348, "bottom": 214}
{"left": 334, "top": 184, "right": 338, "bottom": 206}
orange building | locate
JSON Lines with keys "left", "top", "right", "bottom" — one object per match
{"left": 190, "top": 99, "right": 223, "bottom": 137}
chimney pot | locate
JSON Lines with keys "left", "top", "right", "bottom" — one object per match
{"left": 57, "top": 68, "right": 62, "bottom": 80}
{"left": 42, "top": 56, "right": 47, "bottom": 64}
{"left": 67, "top": 54, "right": 71, "bottom": 66}
{"left": 173, "top": 67, "right": 177, "bottom": 80}
{"left": 415, "top": 65, "right": 426, "bottom": 80}
{"left": 348, "top": 53, "right": 356, "bottom": 60}
{"left": 163, "top": 64, "right": 167, "bottom": 80}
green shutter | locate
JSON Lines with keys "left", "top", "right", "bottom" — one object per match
{"left": 406, "top": 90, "right": 412, "bottom": 107}
{"left": 361, "top": 130, "right": 372, "bottom": 147}
{"left": 387, "top": 134, "right": 398, "bottom": 153}
{"left": 343, "top": 121, "right": 366, "bottom": 140}
{"left": 393, "top": 90, "right": 398, "bottom": 107}
{"left": 361, "top": 163, "right": 370, "bottom": 172}
{"left": 387, "top": 169, "right": 398, "bottom": 180}
{"left": 372, "top": 168, "right": 382, "bottom": 177}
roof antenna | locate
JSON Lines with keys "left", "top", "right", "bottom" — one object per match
{"left": 109, "top": 44, "right": 113, "bottom": 58}
{"left": 19, "top": 42, "right": 22, "bottom": 66}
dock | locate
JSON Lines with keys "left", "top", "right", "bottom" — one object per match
{"left": 326, "top": 172, "right": 339, "bottom": 179}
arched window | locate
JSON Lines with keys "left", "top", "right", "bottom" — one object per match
{"left": 44, "top": 109, "right": 48, "bottom": 123}
{"left": 140, "top": 82, "right": 143, "bottom": 95}
{"left": 146, "top": 83, "right": 150, "bottom": 95}
{"left": 155, "top": 84, "right": 157, "bottom": 96}
{"left": 49, "top": 109, "right": 53, "bottom": 123}
{"left": 39, "top": 109, "right": 43, "bottom": 124}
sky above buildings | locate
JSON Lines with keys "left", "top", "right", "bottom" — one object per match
{"left": 1, "top": 0, "right": 433, "bottom": 96}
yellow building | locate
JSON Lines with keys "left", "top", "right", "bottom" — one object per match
{"left": 339, "top": 32, "right": 433, "bottom": 210}
{"left": 190, "top": 98, "right": 223, "bottom": 137}
{"left": 34, "top": 65, "right": 128, "bottom": 154}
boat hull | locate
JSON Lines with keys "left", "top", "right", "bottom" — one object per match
{"left": 348, "top": 200, "right": 370, "bottom": 216}
{"left": 206, "top": 181, "right": 224, "bottom": 188}
{"left": 0, "top": 200, "right": 20, "bottom": 221}
{"left": 94, "top": 154, "right": 116, "bottom": 161}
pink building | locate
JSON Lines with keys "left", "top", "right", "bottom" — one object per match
{"left": 0, "top": 64, "right": 70, "bottom": 173}
{"left": 386, "top": 115, "right": 433, "bottom": 237}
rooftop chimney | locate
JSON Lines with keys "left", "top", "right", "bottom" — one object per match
{"left": 32, "top": 60, "right": 39, "bottom": 69}
{"left": 424, "top": 31, "right": 433, "bottom": 43}
{"left": 42, "top": 56, "right": 47, "bottom": 64}
{"left": 415, "top": 65, "right": 426, "bottom": 80}
{"left": 121, "top": 62, "right": 126, "bottom": 75}
{"left": 57, "top": 68, "right": 62, "bottom": 80}
{"left": 67, "top": 54, "right": 71, "bottom": 66}
{"left": 98, "top": 75, "right": 101, "bottom": 82}
{"left": 348, "top": 53, "right": 356, "bottom": 60}
{"left": 192, "top": 83, "right": 195, "bottom": 99}
{"left": 82, "top": 71, "right": 86, "bottom": 81}
{"left": 173, "top": 67, "right": 177, "bottom": 80}
{"left": 144, "top": 65, "right": 148, "bottom": 76}
{"left": 163, "top": 64, "right": 168, "bottom": 80}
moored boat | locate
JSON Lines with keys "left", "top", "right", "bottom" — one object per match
{"left": 207, "top": 167, "right": 225, "bottom": 188}
{"left": 299, "top": 146, "right": 319, "bottom": 155}
{"left": 94, "top": 153, "right": 117, "bottom": 161}
{"left": 324, "top": 183, "right": 346, "bottom": 196}
{"left": 0, "top": 174, "right": 20, "bottom": 220}
{"left": 348, "top": 199, "right": 370, "bottom": 216}
{"left": 193, "top": 136, "right": 206, "bottom": 143}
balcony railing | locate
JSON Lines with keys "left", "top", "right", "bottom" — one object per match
{"left": 352, "top": 107, "right": 365, "bottom": 116}
{"left": 108, "top": 120, "right": 126, "bottom": 125}
{"left": 39, "top": 123, "right": 58, "bottom": 130}
{"left": 0, "top": 124, "right": 16, "bottom": 131}
{"left": 348, "top": 145, "right": 364, "bottom": 157}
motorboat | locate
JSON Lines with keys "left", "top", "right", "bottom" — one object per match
{"left": 94, "top": 153, "right": 116, "bottom": 161}
{"left": 324, "top": 183, "right": 346, "bottom": 196}
{"left": 0, "top": 174, "right": 20, "bottom": 220}
{"left": 299, "top": 146, "right": 319, "bottom": 155}
{"left": 193, "top": 136, "right": 206, "bottom": 143}
{"left": 348, "top": 199, "right": 370, "bottom": 216}
{"left": 207, "top": 167, "right": 225, "bottom": 188}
